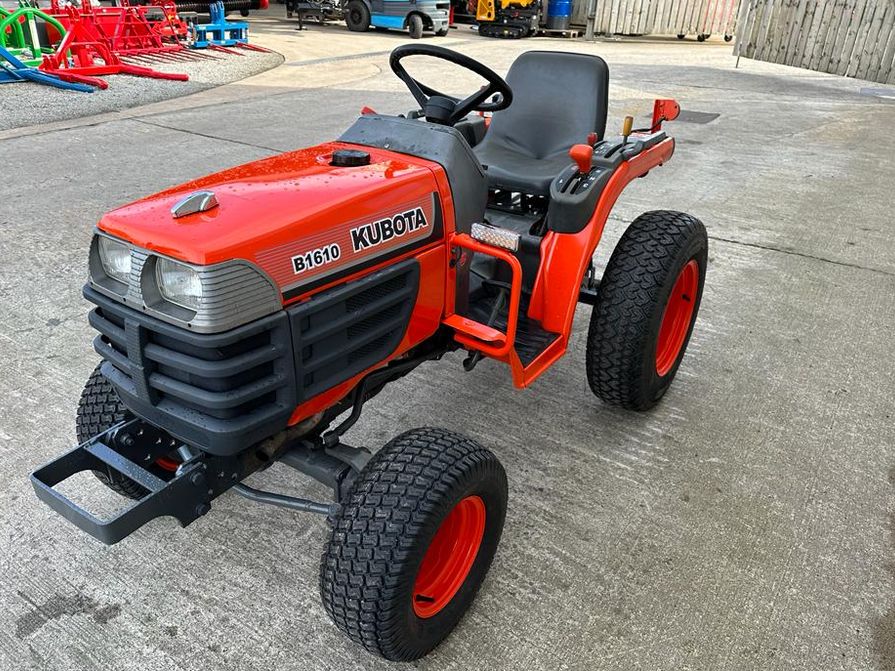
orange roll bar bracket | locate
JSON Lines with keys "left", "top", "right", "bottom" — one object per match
{"left": 444, "top": 233, "right": 523, "bottom": 359}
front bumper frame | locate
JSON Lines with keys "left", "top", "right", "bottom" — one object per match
{"left": 30, "top": 418, "right": 371, "bottom": 545}
{"left": 30, "top": 420, "right": 233, "bottom": 544}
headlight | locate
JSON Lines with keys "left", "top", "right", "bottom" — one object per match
{"left": 97, "top": 237, "right": 131, "bottom": 285}
{"left": 156, "top": 258, "right": 202, "bottom": 311}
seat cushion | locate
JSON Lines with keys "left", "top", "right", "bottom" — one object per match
{"left": 473, "top": 51, "right": 609, "bottom": 196}
{"left": 476, "top": 143, "right": 574, "bottom": 196}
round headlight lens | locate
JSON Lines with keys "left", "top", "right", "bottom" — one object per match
{"left": 97, "top": 237, "right": 131, "bottom": 285}
{"left": 156, "top": 258, "right": 202, "bottom": 311}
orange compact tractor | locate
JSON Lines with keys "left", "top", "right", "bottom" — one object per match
{"left": 33, "top": 46, "right": 706, "bottom": 660}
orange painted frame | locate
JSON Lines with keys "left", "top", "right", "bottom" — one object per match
{"left": 447, "top": 136, "right": 677, "bottom": 389}
{"left": 444, "top": 233, "right": 523, "bottom": 358}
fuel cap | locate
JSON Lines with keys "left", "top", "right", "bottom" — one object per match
{"left": 331, "top": 149, "right": 371, "bottom": 167}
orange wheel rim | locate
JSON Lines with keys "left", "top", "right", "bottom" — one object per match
{"left": 154, "top": 456, "right": 180, "bottom": 472}
{"left": 655, "top": 259, "right": 699, "bottom": 377}
{"left": 412, "top": 495, "right": 486, "bottom": 619}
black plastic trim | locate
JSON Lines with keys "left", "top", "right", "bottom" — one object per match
{"left": 85, "top": 285, "right": 297, "bottom": 455}
{"left": 340, "top": 114, "right": 487, "bottom": 234}
{"left": 546, "top": 164, "right": 613, "bottom": 234}
{"left": 84, "top": 258, "right": 422, "bottom": 456}
{"left": 290, "top": 258, "right": 420, "bottom": 403}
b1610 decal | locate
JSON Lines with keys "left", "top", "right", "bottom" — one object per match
{"left": 292, "top": 243, "right": 342, "bottom": 274}
{"left": 256, "top": 194, "right": 437, "bottom": 295}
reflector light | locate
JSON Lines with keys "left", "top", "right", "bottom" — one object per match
{"left": 470, "top": 223, "right": 520, "bottom": 252}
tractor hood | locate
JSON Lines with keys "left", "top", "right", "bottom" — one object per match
{"left": 98, "top": 142, "right": 442, "bottom": 295}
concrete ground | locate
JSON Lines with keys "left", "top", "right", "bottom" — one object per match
{"left": 1, "top": 12, "right": 894, "bottom": 671}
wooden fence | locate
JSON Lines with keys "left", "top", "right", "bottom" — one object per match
{"left": 572, "top": 0, "right": 739, "bottom": 39}
{"left": 734, "top": 0, "right": 895, "bottom": 84}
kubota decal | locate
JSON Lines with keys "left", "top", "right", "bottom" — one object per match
{"left": 255, "top": 193, "right": 437, "bottom": 293}
{"left": 350, "top": 207, "right": 428, "bottom": 253}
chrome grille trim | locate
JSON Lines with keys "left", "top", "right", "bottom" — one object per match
{"left": 89, "top": 232, "right": 281, "bottom": 334}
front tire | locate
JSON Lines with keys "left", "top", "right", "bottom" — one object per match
{"left": 345, "top": 0, "right": 370, "bottom": 31}
{"left": 408, "top": 13, "right": 424, "bottom": 38}
{"left": 76, "top": 364, "right": 178, "bottom": 500}
{"left": 435, "top": 26, "right": 449, "bottom": 36}
{"left": 586, "top": 210, "right": 708, "bottom": 410}
{"left": 320, "top": 428, "right": 507, "bottom": 661}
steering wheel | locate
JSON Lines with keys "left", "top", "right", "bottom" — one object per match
{"left": 389, "top": 44, "right": 513, "bottom": 126}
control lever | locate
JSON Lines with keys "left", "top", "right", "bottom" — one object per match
{"left": 569, "top": 144, "right": 594, "bottom": 174}
{"left": 564, "top": 144, "right": 596, "bottom": 195}
{"left": 622, "top": 115, "right": 634, "bottom": 144}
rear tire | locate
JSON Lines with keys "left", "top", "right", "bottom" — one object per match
{"left": 408, "top": 13, "right": 424, "bottom": 38}
{"left": 76, "top": 364, "right": 177, "bottom": 500}
{"left": 320, "top": 427, "right": 507, "bottom": 661}
{"left": 345, "top": 0, "right": 370, "bottom": 31}
{"left": 586, "top": 210, "right": 708, "bottom": 410}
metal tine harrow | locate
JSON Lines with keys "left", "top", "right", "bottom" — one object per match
{"left": 0, "top": 0, "right": 268, "bottom": 92}
{"left": 39, "top": 4, "right": 190, "bottom": 89}
{"left": 0, "top": 43, "right": 94, "bottom": 91}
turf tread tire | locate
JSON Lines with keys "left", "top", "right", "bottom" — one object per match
{"left": 320, "top": 427, "right": 507, "bottom": 661}
{"left": 586, "top": 210, "right": 707, "bottom": 410}
{"left": 76, "top": 364, "right": 147, "bottom": 500}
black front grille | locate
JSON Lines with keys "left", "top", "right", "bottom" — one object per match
{"left": 83, "top": 258, "right": 420, "bottom": 456}
{"left": 85, "top": 286, "right": 296, "bottom": 455}
{"left": 289, "top": 259, "right": 420, "bottom": 402}
{"left": 90, "top": 308, "right": 286, "bottom": 420}
{"left": 145, "top": 328, "right": 279, "bottom": 419}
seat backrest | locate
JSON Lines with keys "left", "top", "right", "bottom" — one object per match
{"left": 483, "top": 51, "right": 609, "bottom": 160}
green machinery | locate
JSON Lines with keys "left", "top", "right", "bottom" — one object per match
{"left": 0, "top": 4, "right": 67, "bottom": 68}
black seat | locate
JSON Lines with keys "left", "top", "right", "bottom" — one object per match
{"left": 473, "top": 51, "right": 609, "bottom": 196}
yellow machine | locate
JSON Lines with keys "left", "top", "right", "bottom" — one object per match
{"left": 476, "top": 0, "right": 540, "bottom": 37}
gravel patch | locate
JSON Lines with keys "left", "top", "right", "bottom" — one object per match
{"left": 0, "top": 49, "right": 283, "bottom": 131}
